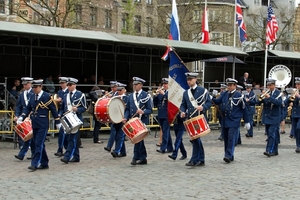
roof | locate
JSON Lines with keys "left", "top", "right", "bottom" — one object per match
{"left": 248, "top": 50, "right": 300, "bottom": 60}
{"left": 0, "top": 21, "right": 247, "bottom": 56}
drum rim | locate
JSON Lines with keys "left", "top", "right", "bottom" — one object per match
{"left": 107, "top": 97, "right": 125, "bottom": 124}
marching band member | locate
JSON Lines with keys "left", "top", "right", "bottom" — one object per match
{"left": 111, "top": 82, "right": 128, "bottom": 158}
{"left": 279, "top": 89, "right": 288, "bottom": 135}
{"left": 60, "top": 78, "right": 87, "bottom": 164}
{"left": 123, "top": 77, "right": 153, "bottom": 165}
{"left": 236, "top": 85, "right": 244, "bottom": 145}
{"left": 212, "top": 78, "right": 250, "bottom": 163}
{"left": 285, "top": 78, "right": 300, "bottom": 153}
{"left": 14, "top": 77, "right": 35, "bottom": 160}
{"left": 258, "top": 78, "right": 282, "bottom": 157}
{"left": 217, "top": 84, "right": 227, "bottom": 141}
{"left": 104, "top": 81, "right": 118, "bottom": 152}
{"left": 180, "top": 72, "right": 211, "bottom": 167}
{"left": 17, "top": 79, "right": 61, "bottom": 171}
{"left": 154, "top": 78, "right": 173, "bottom": 153}
{"left": 244, "top": 84, "right": 257, "bottom": 138}
{"left": 89, "top": 86, "right": 103, "bottom": 144}
{"left": 54, "top": 77, "right": 69, "bottom": 157}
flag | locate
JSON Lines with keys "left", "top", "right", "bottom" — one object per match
{"left": 201, "top": 7, "right": 209, "bottom": 44}
{"left": 168, "top": 50, "right": 189, "bottom": 124}
{"left": 266, "top": 4, "right": 278, "bottom": 46}
{"left": 161, "top": 0, "right": 180, "bottom": 61}
{"left": 236, "top": 0, "right": 247, "bottom": 43}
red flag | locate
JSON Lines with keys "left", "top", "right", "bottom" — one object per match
{"left": 266, "top": 4, "right": 278, "bottom": 46}
{"left": 201, "top": 7, "right": 209, "bottom": 44}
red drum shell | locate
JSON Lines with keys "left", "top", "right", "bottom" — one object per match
{"left": 183, "top": 114, "right": 210, "bottom": 140}
{"left": 122, "top": 117, "right": 149, "bottom": 144}
{"left": 14, "top": 120, "right": 33, "bottom": 142}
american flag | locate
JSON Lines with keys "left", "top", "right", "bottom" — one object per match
{"left": 236, "top": 0, "right": 247, "bottom": 43}
{"left": 266, "top": 4, "right": 278, "bottom": 46}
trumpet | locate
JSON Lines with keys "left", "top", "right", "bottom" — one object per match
{"left": 258, "top": 89, "right": 270, "bottom": 101}
{"left": 153, "top": 87, "right": 164, "bottom": 95}
{"left": 289, "top": 89, "right": 299, "bottom": 102}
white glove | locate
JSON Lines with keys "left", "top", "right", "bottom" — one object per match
{"left": 212, "top": 90, "right": 218, "bottom": 96}
{"left": 209, "top": 95, "right": 213, "bottom": 99}
{"left": 244, "top": 123, "right": 251, "bottom": 130}
{"left": 17, "top": 117, "right": 23, "bottom": 125}
{"left": 56, "top": 123, "right": 62, "bottom": 130}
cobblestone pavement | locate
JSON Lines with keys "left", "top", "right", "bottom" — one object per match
{"left": 0, "top": 125, "right": 299, "bottom": 200}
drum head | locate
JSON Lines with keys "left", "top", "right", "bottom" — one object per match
{"left": 108, "top": 98, "right": 125, "bottom": 123}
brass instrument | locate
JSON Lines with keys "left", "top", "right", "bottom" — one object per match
{"left": 258, "top": 89, "right": 270, "bottom": 101}
{"left": 153, "top": 87, "right": 164, "bottom": 95}
{"left": 53, "top": 94, "right": 60, "bottom": 110}
{"left": 289, "top": 89, "right": 299, "bottom": 102}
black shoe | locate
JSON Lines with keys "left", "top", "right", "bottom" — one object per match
{"left": 168, "top": 155, "right": 176, "bottom": 160}
{"left": 27, "top": 156, "right": 33, "bottom": 160}
{"left": 263, "top": 152, "right": 271, "bottom": 157}
{"left": 223, "top": 157, "right": 231, "bottom": 163}
{"left": 180, "top": 156, "right": 187, "bottom": 160}
{"left": 79, "top": 145, "right": 83, "bottom": 148}
{"left": 245, "top": 134, "right": 250, "bottom": 137}
{"left": 54, "top": 152, "right": 63, "bottom": 157}
{"left": 136, "top": 159, "right": 147, "bottom": 165}
{"left": 289, "top": 135, "right": 294, "bottom": 139}
{"left": 166, "top": 150, "right": 173, "bottom": 153}
{"left": 280, "top": 131, "right": 286, "bottom": 134}
{"left": 111, "top": 151, "right": 117, "bottom": 158}
{"left": 124, "top": 138, "right": 128, "bottom": 141}
{"left": 131, "top": 159, "right": 137, "bottom": 165}
{"left": 104, "top": 147, "right": 111, "bottom": 152}
{"left": 265, "top": 138, "right": 268, "bottom": 142}
{"left": 69, "top": 158, "right": 80, "bottom": 162}
{"left": 37, "top": 165, "right": 49, "bottom": 169}
{"left": 117, "top": 154, "right": 126, "bottom": 157}
{"left": 296, "top": 148, "right": 300, "bottom": 153}
{"left": 270, "top": 152, "right": 278, "bottom": 156}
{"left": 156, "top": 143, "right": 161, "bottom": 147}
{"left": 218, "top": 137, "right": 223, "bottom": 141}
{"left": 195, "top": 161, "right": 205, "bottom": 166}
{"left": 94, "top": 141, "right": 103, "bottom": 144}
{"left": 60, "top": 158, "right": 69, "bottom": 164}
{"left": 156, "top": 149, "right": 165, "bottom": 154}
{"left": 185, "top": 161, "right": 195, "bottom": 166}
{"left": 14, "top": 155, "right": 24, "bottom": 161}
{"left": 28, "top": 166, "right": 37, "bottom": 171}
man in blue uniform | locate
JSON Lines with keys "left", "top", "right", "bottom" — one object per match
{"left": 18, "top": 79, "right": 61, "bottom": 171}
{"left": 14, "top": 77, "right": 35, "bottom": 160}
{"left": 212, "top": 78, "right": 250, "bottom": 163}
{"left": 123, "top": 77, "right": 153, "bottom": 165}
{"left": 60, "top": 78, "right": 87, "bottom": 164}
{"left": 244, "top": 84, "right": 257, "bottom": 137}
{"left": 154, "top": 78, "right": 173, "bottom": 153}
{"left": 258, "top": 78, "right": 282, "bottom": 157}
{"left": 104, "top": 81, "right": 118, "bottom": 152}
{"left": 54, "top": 77, "right": 69, "bottom": 157}
{"left": 180, "top": 72, "right": 211, "bottom": 167}
{"left": 285, "top": 77, "right": 300, "bottom": 153}
{"left": 111, "top": 82, "right": 128, "bottom": 158}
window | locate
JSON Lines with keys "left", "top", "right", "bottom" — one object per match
{"left": 105, "top": 10, "right": 112, "bottom": 28}
{"left": 90, "top": 7, "right": 97, "bottom": 26}
{"left": 134, "top": 15, "right": 141, "bottom": 33}
{"left": 209, "top": 10, "right": 221, "bottom": 22}
{"left": 146, "top": 0, "right": 152, "bottom": 5}
{"left": 75, "top": 4, "right": 82, "bottom": 23}
{"left": 122, "top": 13, "right": 128, "bottom": 31}
{"left": 134, "top": 0, "right": 141, "bottom": 2}
{"left": 166, "top": 13, "right": 171, "bottom": 25}
{"left": 146, "top": 17, "right": 153, "bottom": 35}
{"left": 0, "top": 0, "right": 4, "bottom": 14}
{"left": 254, "top": 0, "right": 260, "bottom": 5}
{"left": 192, "top": 33, "right": 201, "bottom": 43}
{"left": 193, "top": 10, "right": 201, "bottom": 22}
{"left": 224, "top": 11, "right": 231, "bottom": 23}
{"left": 211, "top": 32, "right": 221, "bottom": 45}
{"left": 223, "top": 33, "right": 230, "bottom": 46}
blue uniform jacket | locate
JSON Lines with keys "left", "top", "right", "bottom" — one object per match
{"left": 245, "top": 90, "right": 256, "bottom": 116}
{"left": 15, "top": 89, "right": 34, "bottom": 117}
{"left": 124, "top": 91, "right": 153, "bottom": 125}
{"left": 153, "top": 90, "right": 168, "bottom": 119}
{"left": 285, "top": 94, "right": 300, "bottom": 118}
{"left": 59, "top": 90, "right": 87, "bottom": 121}
{"left": 258, "top": 89, "right": 282, "bottom": 125}
{"left": 58, "top": 89, "right": 69, "bottom": 99}
{"left": 22, "top": 91, "right": 59, "bottom": 129}
{"left": 180, "top": 86, "right": 211, "bottom": 119}
{"left": 173, "top": 113, "right": 185, "bottom": 131}
{"left": 212, "top": 90, "right": 249, "bottom": 128}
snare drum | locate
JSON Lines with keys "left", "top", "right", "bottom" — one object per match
{"left": 183, "top": 114, "right": 210, "bottom": 140}
{"left": 94, "top": 97, "right": 125, "bottom": 124}
{"left": 122, "top": 117, "right": 149, "bottom": 144}
{"left": 14, "top": 120, "right": 33, "bottom": 142}
{"left": 60, "top": 112, "right": 83, "bottom": 134}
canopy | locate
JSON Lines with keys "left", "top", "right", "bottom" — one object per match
{"left": 202, "top": 55, "right": 246, "bottom": 64}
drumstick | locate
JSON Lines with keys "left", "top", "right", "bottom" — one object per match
{"left": 131, "top": 105, "right": 145, "bottom": 119}
{"left": 118, "top": 105, "right": 124, "bottom": 118}
{"left": 189, "top": 101, "right": 205, "bottom": 118}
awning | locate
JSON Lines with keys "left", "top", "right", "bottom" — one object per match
{"left": 202, "top": 55, "right": 246, "bottom": 64}
{"left": 247, "top": 50, "right": 300, "bottom": 60}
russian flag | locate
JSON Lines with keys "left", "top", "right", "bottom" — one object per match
{"left": 201, "top": 7, "right": 209, "bottom": 44}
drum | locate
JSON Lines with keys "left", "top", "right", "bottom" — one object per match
{"left": 94, "top": 97, "right": 125, "bottom": 124}
{"left": 60, "top": 112, "right": 83, "bottom": 134}
{"left": 14, "top": 120, "right": 33, "bottom": 142}
{"left": 122, "top": 117, "right": 149, "bottom": 144}
{"left": 183, "top": 114, "right": 210, "bottom": 140}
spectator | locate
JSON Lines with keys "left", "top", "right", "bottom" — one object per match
{"left": 98, "top": 76, "right": 105, "bottom": 86}
{"left": 89, "top": 86, "right": 103, "bottom": 144}
{"left": 9, "top": 79, "right": 21, "bottom": 99}
{"left": 44, "top": 75, "right": 56, "bottom": 93}
{"left": 238, "top": 72, "right": 251, "bottom": 89}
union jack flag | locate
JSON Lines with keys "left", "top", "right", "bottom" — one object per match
{"left": 266, "top": 4, "right": 278, "bottom": 46}
{"left": 236, "top": 0, "right": 247, "bottom": 43}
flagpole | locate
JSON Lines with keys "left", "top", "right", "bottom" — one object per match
{"left": 232, "top": 0, "right": 237, "bottom": 79}
{"left": 263, "top": 0, "right": 271, "bottom": 89}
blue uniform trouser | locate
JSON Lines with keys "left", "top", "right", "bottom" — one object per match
{"left": 189, "top": 138, "right": 205, "bottom": 164}
{"left": 236, "top": 128, "right": 241, "bottom": 145}
{"left": 57, "top": 127, "right": 67, "bottom": 153}
{"left": 113, "top": 123, "right": 126, "bottom": 155}
{"left": 218, "top": 117, "right": 224, "bottom": 139}
{"left": 107, "top": 123, "right": 116, "bottom": 149}
{"left": 18, "top": 135, "right": 24, "bottom": 149}
{"left": 64, "top": 131, "right": 80, "bottom": 161}
{"left": 247, "top": 117, "right": 254, "bottom": 136}
{"left": 31, "top": 128, "right": 48, "bottom": 167}
{"left": 133, "top": 140, "right": 147, "bottom": 160}
{"left": 295, "top": 118, "right": 300, "bottom": 148}
{"left": 18, "top": 138, "right": 35, "bottom": 159}
{"left": 223, "top": 127, "right": 238, "bottom": 160}
{"left": 159, "top": 118, "right": 173, "bottom": 152}
{"left": 93, "top": 116, "right": 101, "bottom": 143}
{"left": 265, "top": 124, "right": 279, "bottom": 154}
{"left": 171, "top": 129, "right": 187, "bottom": 158}
{"left": 291, "top": 117, "right": 299, "bottom": 138}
